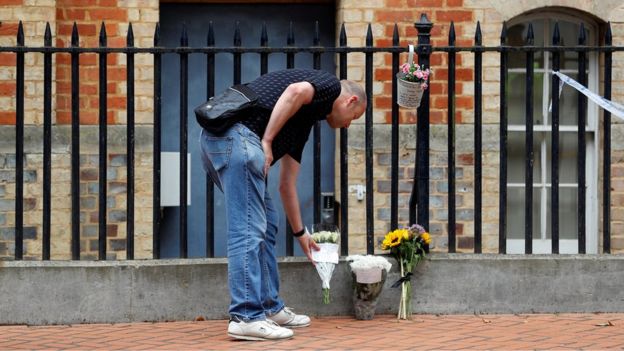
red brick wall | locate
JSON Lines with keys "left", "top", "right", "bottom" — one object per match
{"left": 372, "top": 0, "right": 474, "bottom": 125}
{"left": 55, "top": 0, "right": 128, "bottom": 125}
{"left": 0, "top": 21, "right": 19, "bottom": 125}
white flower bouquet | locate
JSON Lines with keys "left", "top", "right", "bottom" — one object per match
{"left": 347, "top": 255, "right": 392, "bottom": 284}
{"left": 346, "top": 255, "right": 392, "bottom": 320}
{"left": 310, "top": 225, "right": 340, "bottom": 304}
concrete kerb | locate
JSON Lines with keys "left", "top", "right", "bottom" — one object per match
{"left": 1, "top": 254, "right": 623, "bottom": 325}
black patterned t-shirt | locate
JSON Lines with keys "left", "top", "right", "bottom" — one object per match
{"left": 241, "top": 69, "right": 341, "bottom": 164}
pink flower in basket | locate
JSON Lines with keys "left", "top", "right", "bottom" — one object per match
{"left": 398, "top": 62, "right": 430, "bottom": 90}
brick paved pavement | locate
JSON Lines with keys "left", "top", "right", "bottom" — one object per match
{"left": 1, "top": 314, "right": 623, "bottom": 350}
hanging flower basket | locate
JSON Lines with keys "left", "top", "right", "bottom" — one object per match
{"left": 396, "top": 74, "right": 425, "bottom": 108}
{"left": 396, "top": 44, "right": 430, "bottom": 109}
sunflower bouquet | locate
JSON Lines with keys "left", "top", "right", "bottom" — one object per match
{"left": 381, "top": 224, "right": 431, "bottom": 319}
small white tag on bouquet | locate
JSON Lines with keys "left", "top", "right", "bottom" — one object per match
{"left": 312, "top": 243, "right": 339, "bottom": 264}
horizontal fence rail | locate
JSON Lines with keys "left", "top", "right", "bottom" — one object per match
{"left": 1, "top": 15, "right": 622, "bottom": 260}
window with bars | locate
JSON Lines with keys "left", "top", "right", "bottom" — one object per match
{"left": 505, "top": 13, "right": 599, "bottom": 254}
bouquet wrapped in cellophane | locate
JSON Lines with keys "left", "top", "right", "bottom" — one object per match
{"left": 381, "top": 224, "right": 431, "bottom": 319}
{"left": 310, "top": 225, "right": 339, "bottom": 304}
{"left": 346, "top": 255, "right": 392, "bottom": 320}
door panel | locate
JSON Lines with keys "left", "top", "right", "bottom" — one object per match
{"left": 159, "top": 3, "right": 336, "bottom": 257}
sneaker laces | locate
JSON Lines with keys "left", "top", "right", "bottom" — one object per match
{"left": 264, "top": 319, "right": 281, "bottom": 328}
{"left": 282, "top": 306, "right": 296, "bottom": 317}
{"left": 230, "top": 315, "right": 279, "bottom": 327}
{"left": 281, "top": 307, "right": 299, "bottom": 323}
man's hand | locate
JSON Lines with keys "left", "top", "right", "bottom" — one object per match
{"left": 261, "top": 139, "right": 273, "bottom": 177}
{"left": 297, "top": 231, "right": 320, "bottom": 264}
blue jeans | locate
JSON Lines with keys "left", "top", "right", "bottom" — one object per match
{"left": 200, "top": 124, "right": 285, "bottom": 322}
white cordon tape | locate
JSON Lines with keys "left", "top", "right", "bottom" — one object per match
{"left": 552, "top": 71, "right": 624, "bottom": 121}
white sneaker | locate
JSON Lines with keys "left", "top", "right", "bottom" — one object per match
{"left": 227, "top": 317, "right": 294, "bottom": 341}
{"left": 267, "top": 307, "right": 311, "bottom": 328}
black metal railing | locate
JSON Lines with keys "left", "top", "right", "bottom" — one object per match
{"left": 1, "top": 13, "right": 622, "bottom": 260}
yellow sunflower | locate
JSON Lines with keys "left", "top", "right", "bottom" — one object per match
{"left": 420, "top": 232, "right": 432, "bottom": 245}
{"left": 382, "top": 229, "right": 408, "bottom": 250}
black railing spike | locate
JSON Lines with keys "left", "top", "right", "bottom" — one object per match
{"left": 260, "top": 22, "right": 267, "bottom": 46}
{"left": 390, "top": 21, "right": 399, "bottom": 231}
{"left": 71, "top": 22, "right": 79, "bottom": 46}
{"left": 127, "top": 22, "right": 134, "bottom": 46}
{"left": 579, "top": 22, "right": 586, "bottom": 45}
{"left": 553, "top": 22, "right": 560, "bottom": 46}
{"left": 364, "top": 21, "right": 374, "bottom": 253}
{"left": 312, "top": 18, "right": 321, "bottom": 226}
{"left": 17, "top": 21, "right": 24, "bottom": 45}
{"left": 475, "top": 21, "right": 482, "bottom": 44}
{"left": 207, "top": 21, "right": 214, "bottom": 46}
{"left": 287, "top": 22, "right": 294, "bottom": 45}
{"left": 500, "top": 21, "right": 507, "bottom": 43}
{"left": 314, "top": 20, "right": 320, "bottom": 45}
{"left": 153, "top": 22, "right": 160, "bottom": 46}
{"left": 15, "top": 19, "right": 24, "bottom": 260}
{"left": 99, "top": 22, "right": 107, "bottom": 46}
{"left": 449, "top": 21, "right": 456, "bottom": 43}
{"left": 234, "top": 21, "right": 241, "bottom": 46}
{"left": 98, "top": 18, "right": 108, "bottom": 261}
{"left": 418, "top": 12, "right": 431, "bottom": 26}
{"left": 526, "top": 22, "right": 534, "bottom": 45}
{"left": 604, "top": 20, "right": 613, "bottom": 254}
{"left": 392, "top": 23, "right": 399, "bottom": 45}
{"left": 44, "top": 22, "right": 52, "bottom": 45}
{"left": 153, "top": 21, "right": 162, "bottom": 259}
{"left": 181, "top": 22, "right": 188, "bottom": 46}
{"left": 448, "top": 18, "right": 457, "bottom": 252}
{"left": 43, "top": 19, "right": 53, "bottom": 260}
{"left": 338, "top": 21, "right": 348, "bottom": 254}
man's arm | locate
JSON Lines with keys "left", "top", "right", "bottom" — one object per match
{"left": 279, "top": 154, "right": 320, "bottom": 263}
{"left": 261, "top": 81, "right": 315, "bottom": 176}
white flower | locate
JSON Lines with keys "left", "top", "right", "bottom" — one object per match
{"left": 346, "top": 255, "right": 392, "bottom": 272}
{"left": 311, "top": 230, "right": 339, "bottom": 244}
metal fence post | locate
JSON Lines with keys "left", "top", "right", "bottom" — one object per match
{"left": 410, "top": 14, "right": 432, "bottom": 228}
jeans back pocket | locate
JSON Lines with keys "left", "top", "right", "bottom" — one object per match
{"left": 201, "top": 135, "right": 233, "bottom": 173}
{"left": 200, "top": 131, "right": 233, "bottom": 193}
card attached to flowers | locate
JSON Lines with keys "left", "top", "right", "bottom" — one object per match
{"left": 311, "top": 231, "right": 339, "bottom": 264}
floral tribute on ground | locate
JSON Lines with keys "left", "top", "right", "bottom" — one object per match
{"left": 346, "top": 255, "right": 392, "bottom": 320}
{"left": 310, "top": 228, "right": 339, "bottom": 304}
{"left": 381, "top": 224, "right": 431, "bottom": 319}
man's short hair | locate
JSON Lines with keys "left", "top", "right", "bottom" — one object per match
{"left": 340, "top": 80, "right": 367, "bottom": 106}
